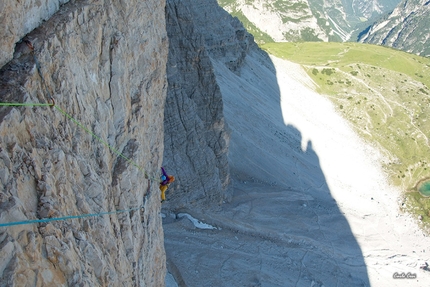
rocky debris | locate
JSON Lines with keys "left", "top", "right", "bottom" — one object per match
{"left": 0, "top": 0, "right": 167, "bottom": 286}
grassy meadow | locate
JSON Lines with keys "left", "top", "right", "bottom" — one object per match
{"left": 261, "top": 42, "right": 430, "bottom": 229}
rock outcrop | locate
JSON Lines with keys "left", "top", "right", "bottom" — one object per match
{"left": 358, "top": 0, "right": 430, "bottom": 57}
{"left": 162, "top": 0, "right": 256, "bottom": 210}
{"left": 0, "top": 0, "right": 167, "bottom": 286}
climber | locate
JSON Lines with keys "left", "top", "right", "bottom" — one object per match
{"left": 160, "top": 167, "right": 175, "bottom": 202}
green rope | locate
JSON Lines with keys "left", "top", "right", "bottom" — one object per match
{"left": 0, "top": 102, "right": 161, "bottom": 228}
{"left": 0, "top": 102, "right": 158, "bottom": 180}
{"left": 0, "top": 102, "right": 52, "bottom": 107}
{"left": 54, "top": 105, "right": 152, "bottom": 180}
{"left": 0, "top": 206, "right": 144, "bottom": 228}
{"left": 0, "top": 47, "right": 164, "bottom": 228}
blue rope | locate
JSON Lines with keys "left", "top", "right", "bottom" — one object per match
{"left": 0, "top": 206, "right": 144, "bottom": 228}
{"left": 0, "top": 44, "right": 161, "bottom": 228}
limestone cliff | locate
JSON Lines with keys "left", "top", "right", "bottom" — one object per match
{"left": 0, "top": 0, "right": 70, "bottom": 68}
{"left": 162, "top": 0, "right": 256, "bottom": 211}
{"left": 0, "top": 0, "right": 167, "bottom": 286}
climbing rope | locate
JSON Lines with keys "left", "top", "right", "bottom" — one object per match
{"left": 54, "top": 105, "right": 152, "bottom": 180}
{"left": 1, "top": 102, "right": 158, "bottom": 181}
{"left": 0, "top": 40, "right": 163, "bottom": 228}
{"left": 0, "top": 101, "right": 159, "bottom": 228}
{"left": 0, "top": 103, "right": 52, "bottom": 107}
{"left": 0, "top": 205, "right": 145, "bottom": 228}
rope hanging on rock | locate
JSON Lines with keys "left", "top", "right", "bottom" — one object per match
{"left": 0, "top": 102, "right": 157, "bottom": 181}
{"left": 0, "top": 101, "right": 155, "bottom": 227}
{"left": 54, "top": 105, "right": 152, "bottom": 180}
{"left": 0, "top": 101, "right": 156, "bottom": 227}
{"left": 0, "top": 40, "right": 161, "bottom": 228}
{"left": 0, "top": 206, "right": 145, "bottom": 228}
{"left": 0, "top": 102, "right": 52, "bottom": 107}
{"left": 0, "top": 101, "right": 158, "bottom": 228}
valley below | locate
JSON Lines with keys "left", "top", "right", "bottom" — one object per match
{"left": 163, "top": 49, "right": 430, "bottom": 286}
{"left": 262, "top": 42, "right": 430, "bottom": 229}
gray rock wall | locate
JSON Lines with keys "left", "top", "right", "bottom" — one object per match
{"left": 185, "top": 0, "right": 257, "bottom": 72}
{"left": 0, "top": 0, "right": 167, "bottom": 286}
{"left": 0, "top": 0, "right": 70, "bottom": 68}
{"left": 162, "top": 0, "right": 230, "bottom": 209}
{"left": 162, "top": 0, "right": 255, "bottom": 210}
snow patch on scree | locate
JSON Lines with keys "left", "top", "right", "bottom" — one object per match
{"left": 177, "top": 213, "right": 219, "bottom": 230}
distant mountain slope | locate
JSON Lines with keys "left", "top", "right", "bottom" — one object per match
{"left": 218, "top": 0, "right": 400, "bottom": 43}
{"left": 358, "top": 0, "right": 430, "bottom": 57}
{"left": 262, "top": 42, "right": 430, "bottom": 190}
{"left": 262, "top": 41, "right": 430, "bottom": 228}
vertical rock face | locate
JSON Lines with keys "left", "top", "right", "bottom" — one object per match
{"left": 0, "top": 0, "right": 70, "bottom": 68}
{"left": 0, "top": 1, "right": 167, "bottom": 286}
{"left": 182, "top": 0, "right": 257, "bottom": 71}
{"left": 162, "top": 0, "right": 227, "bottom": 209}
{"left": 163, "top": 0, "right": 255, "bottom": 210}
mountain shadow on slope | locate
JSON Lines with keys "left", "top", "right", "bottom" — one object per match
{"left": 162, "top": 0, "right": 370, "bottom": 286}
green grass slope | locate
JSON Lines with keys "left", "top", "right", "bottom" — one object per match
{"left": 262, "top": 42, "right": 430, "bottom": 229}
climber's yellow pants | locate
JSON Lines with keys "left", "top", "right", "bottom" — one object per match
{"left": 160, "top": 184, "right": 168, "bottom": 201}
